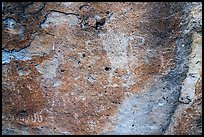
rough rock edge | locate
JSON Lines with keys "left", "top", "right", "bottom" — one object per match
{"left": 164, "top": 2, "right": 202, "bottom": 135}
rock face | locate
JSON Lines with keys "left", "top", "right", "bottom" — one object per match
{"left": 2, "top": 2, "right": 202, "bottom": 135}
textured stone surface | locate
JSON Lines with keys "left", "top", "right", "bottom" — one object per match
{"left": 2, "top": 2, "right": 202, "bottom": 135}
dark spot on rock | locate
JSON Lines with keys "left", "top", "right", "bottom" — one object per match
{"left": 112, "top": 100, "right": 121, "bottom": 104}
{"left": 82, "top": 53, "right": 86, "bottom": 58}
{"left": 163, "top": 96, "right": 168, "bottom": 100}
{"left": 18, "top": 109, "right": 27, "bottom": 116}
{"left": 105, "top": 67, "right": 111, "bottom": 71}
{"left": 132, "top": 124, "right": 134, "bottom": 127}
{"left": 95, "top": 18, "right": 105, "bottom": 30}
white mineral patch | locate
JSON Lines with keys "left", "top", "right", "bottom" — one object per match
{"left": 2, "top": 33, "right": 54, "bottom": 64}
{"left": 164, "top": 32, "right": 202, "bottom": 135}
{"left": 2, "top": 50, "right": 12, "bottom": 64}
{"left": 60, "top": 2, "right": 73, "bottom": 8}
{"left": 191, "top": 4, "right": 202, "bottom": 28}
{"left": 179, "top": 32, "right": 202, "bottom": 104}
{"left": 18, "top": 68, "right": 31, "bottom": 76}
{"left": 12, "top": 49, "right": 32, "bottom": 61}
{"left": 53, "top": 80, "right": 62, "bottom": 88}
{"left": 107, "top": 89, "right": 170, "bottom": 135}
{"left": 61, "top": 131, "right": 72, "bottom": 135}
{"left": 3, "top": 18, "right": 16, "bottom": 29}
{"left": 2, "top": 2, "right": 4, "bottom": 14}
{"left": 36, "top": 58, "right": 59, "bottom": 79}
{"left": 41, "top": 11, "right": 79, "bottom": 28}
{"left": 2, "top": 49, "right": 32, "bottom": 64}
{"left": 3, "top": 18, "right": 25, "bottom": 37}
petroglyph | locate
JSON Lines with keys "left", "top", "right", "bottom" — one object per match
{"left": 99, "top": 29, "right": 145, "bottom": 88}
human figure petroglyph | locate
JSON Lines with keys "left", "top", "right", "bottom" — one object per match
{"left": 99, "top": 29, "right": 146, "bottom": 88}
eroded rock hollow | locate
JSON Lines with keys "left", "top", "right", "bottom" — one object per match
{"left": 2, "top": 2, "right": 202, "bottom": 135}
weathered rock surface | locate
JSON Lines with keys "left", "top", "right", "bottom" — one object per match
{"left": 2, "top": 2, "right": 202, "bottom": 135}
